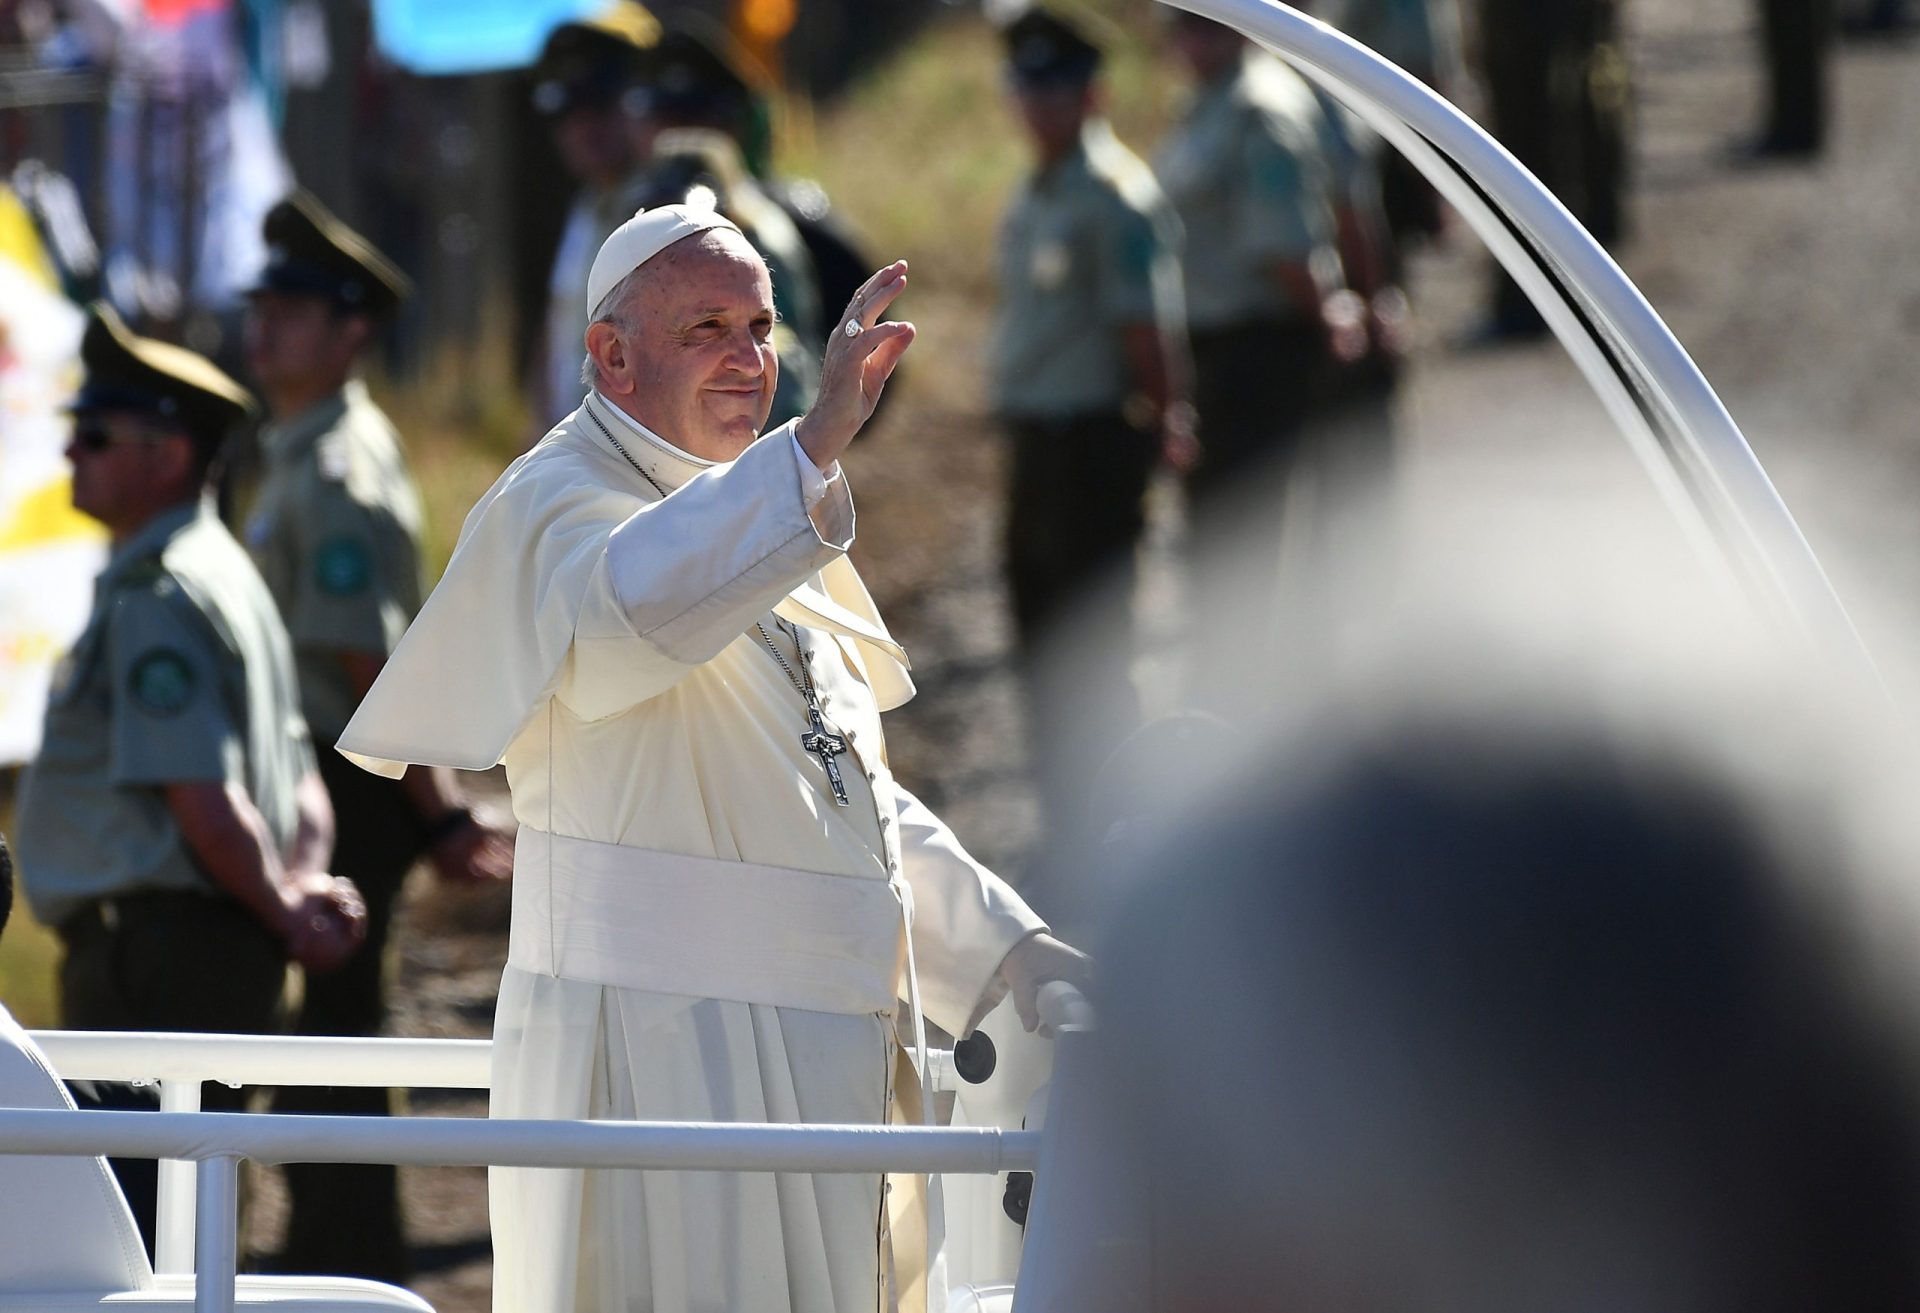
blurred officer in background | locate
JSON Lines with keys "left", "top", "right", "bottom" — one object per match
{"left": 1156, "top": 15, "right": 1346, "bottom": 511}
{"left": 992, "top": 7, "right": 1188, "bottom": 834}
{"left": 528, "top": 2, "right": 661, "bottom": 428}
{"left": 1325, "top": 0, "right": 1462, "bottom": 248}
{"left": 1475, "top": 0, "right": 1628, "bottom": 335}
{"left": 635, "top": 127, "right": 822, "bottom": 422}
{"left": 14, "top": 306, "right": 365, "bottom": 1252}
{"left": 243, "top": 191, "right": 512, "bottom": 1281}
{"left": 637, "top": 16, "right": 871, "bottom": 336}
{"left": 1158, "top": 14, "right": 1391, "bottom": 706}
{"left": 1288, "top": 1, "right": 1411, "bottom": 474}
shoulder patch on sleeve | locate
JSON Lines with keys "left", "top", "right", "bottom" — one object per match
{"left": 1121, "top": 215, "right": 1159, "bottom": 281}
{"left": 1251, "top": 140, "right": 1305, "bottom": 202}
{"left": 128, "top": 648, "right": 197, "bottom": 716}
{"left": 118, "top": 561, "right": 169, "bottom": 590}
{"left": 314, "top": 535, "right": 374, "bottom": 596}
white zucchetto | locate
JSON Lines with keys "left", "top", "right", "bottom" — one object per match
{"left": 586, "top": 203, "right": 744, "bottom": 320}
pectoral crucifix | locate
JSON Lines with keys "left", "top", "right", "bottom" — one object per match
{"left": 802, "top": 706, "right": 852, "bottom": 807}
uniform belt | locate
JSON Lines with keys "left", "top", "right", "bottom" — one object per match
{"left": 1004, "top": 408, "right": 1135, "bottom": 438}
{"left": 1188, "top": 314, "right": 1319, "bottom": 348}
{"left": 57, "top": 889, "right": 219, "bottom": 941}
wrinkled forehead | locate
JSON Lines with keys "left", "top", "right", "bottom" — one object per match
{"left": 647, "top": 228, "right": 774, "bottom": 306}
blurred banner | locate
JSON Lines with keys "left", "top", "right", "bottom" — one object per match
{"left": 0, "top": 189, "right": 103, "bottom": 767}
{"left": 370, "top": 0, "right": 604, "bottom": 74}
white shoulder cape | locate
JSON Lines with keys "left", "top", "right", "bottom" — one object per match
{"left": 337, "top": 401, "right": 913, "bottom": 778}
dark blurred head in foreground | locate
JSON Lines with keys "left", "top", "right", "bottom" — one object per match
{"left": 1100, "top": 709, "right": 1920, "bottom": 1311}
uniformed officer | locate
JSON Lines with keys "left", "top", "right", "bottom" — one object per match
{"left": 242, "top": 190, "right": 512, "bottom": 1282}
{"left": 529, "top": 2, "right": 661, "bottom": 429}
{"left": 1475, "top": 0, "right": 1629, "bottom": 334}
{"left": 1283, "top": 3, "right": 1412, "bottom": 455}
{"left": 1156, "top": 14, "right": 1377, "bottom": 710}
{"left": 635, "top": 17, "right": 871, "bottom": 338}
{"left": 1156, "top": 14, "right": 1352, "bottom": 511}
{"left": 992, "top": 7, "right": 1188, "bottom": 834}
{"left": 14, "top": 304, "right": 366, "bottom": 1249}
{"left": 1324, "top": 0, "right": 1461, "bottom": 246}
{"left": 629, "top": 126, "right": 822, "bottom": 423}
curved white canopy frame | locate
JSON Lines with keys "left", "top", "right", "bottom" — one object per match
{"left": 1161, "top": 0, "right": 1872, "bottom": 673}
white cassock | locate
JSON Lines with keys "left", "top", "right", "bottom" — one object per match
{"left": 339, "top": 391, "right": 1046, "bottom": 1313}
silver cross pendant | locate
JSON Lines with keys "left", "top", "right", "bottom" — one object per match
{"left": 801, "top": 704, "right": 852, "bottom": 807}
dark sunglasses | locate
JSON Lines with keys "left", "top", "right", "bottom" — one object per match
{"left": 71, "top": 419, "right": 165, "bottom": 453}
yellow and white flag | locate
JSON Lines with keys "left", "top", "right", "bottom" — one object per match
{"left": 0, "top": 185, "right": 103, "bottom": 765}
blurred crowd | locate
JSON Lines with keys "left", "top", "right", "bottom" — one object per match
{"left": 0, "top": 0, "right": 1913, "bottom": 1291}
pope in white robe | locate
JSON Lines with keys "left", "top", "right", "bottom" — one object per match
{"left": 338, "top": 205, "right": 1087, "bottom": 1312}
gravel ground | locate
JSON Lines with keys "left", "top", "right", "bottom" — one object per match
{"left": 265, "top": 3, "right": 1920, "bottom": 1304}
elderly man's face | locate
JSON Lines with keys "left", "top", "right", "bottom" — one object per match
{"left": 616, "top": 230, "right": 779, "bottom": 460}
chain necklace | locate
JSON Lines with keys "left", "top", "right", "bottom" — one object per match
{"left": 754, "top": 617, "right": 810, "bottom": 700}
{"left": 587, "top": 400, "right": 671, "bottom": 498}
{"left": 588, "top": 398, "right": 852, "bottom": 806}
{"left": 751, "top": 618, "right": 852, "bottom": 807}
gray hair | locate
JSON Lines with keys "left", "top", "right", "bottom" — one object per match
{"left": 579, "top": 266, "right": 646, "bottom": 388}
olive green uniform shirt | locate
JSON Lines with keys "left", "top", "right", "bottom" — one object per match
{"left": 992, "top": 119, "right": 1184, "bottom": 420}
{"left": 1153, "top": 51, "right": 1341, "bottom": 332}
{"left": 245, "top": 381, "right": 426, "bottom": 744}
{"left": 17, "top": 499, "right": 315, "bottom": 927}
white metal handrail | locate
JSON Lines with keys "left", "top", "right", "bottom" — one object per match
{"left": 24, "top": 1028, "right": 995, "bottom": 1277}
{"left": 30, "top": 1032, "right": 493, "bottom": 1090}
{"left": 29, "top": 1029, "right": 987, "bottom": 1098}
{"left": 0, "top": 1107, "right": 1041, "bottom": 1173}
{"left": 0, "top": 1107, "right": 1040, "bottom": 1313}
{"left": 28, "top": 1031, "right": 494, "bottom": 1276}
{"left": 1033, "top": 981, "right": 1095, "bottom": 1036}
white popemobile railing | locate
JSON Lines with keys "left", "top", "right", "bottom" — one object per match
{"left": 24, "top": 1029, "right": 1005, "bottom": 1281}
{"left": 4, "top": 981, "right": 1088, "bottom": 1313}
{"left": 27, "top": 1032, "right": 491, "bottom": 1277}
{"left": 0, "top": 0, "right": 1879, "bottom": 1310}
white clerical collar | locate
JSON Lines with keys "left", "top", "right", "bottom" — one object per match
{"left": 591, "top": 391, "right": 718, "bottom": 469}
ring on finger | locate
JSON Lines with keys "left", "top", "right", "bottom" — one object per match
{"left": 844, "top": 318, "right": 861, "bottom": 338}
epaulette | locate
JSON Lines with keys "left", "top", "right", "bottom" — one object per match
{"left": 316, "top": 430, "right": 353, "bottom": 484}
{"left": 1089, "top": 141, "right": 1165, "bottom": 216}
{"left": 112, "top": 559, "right": 171, "bottom": 591}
